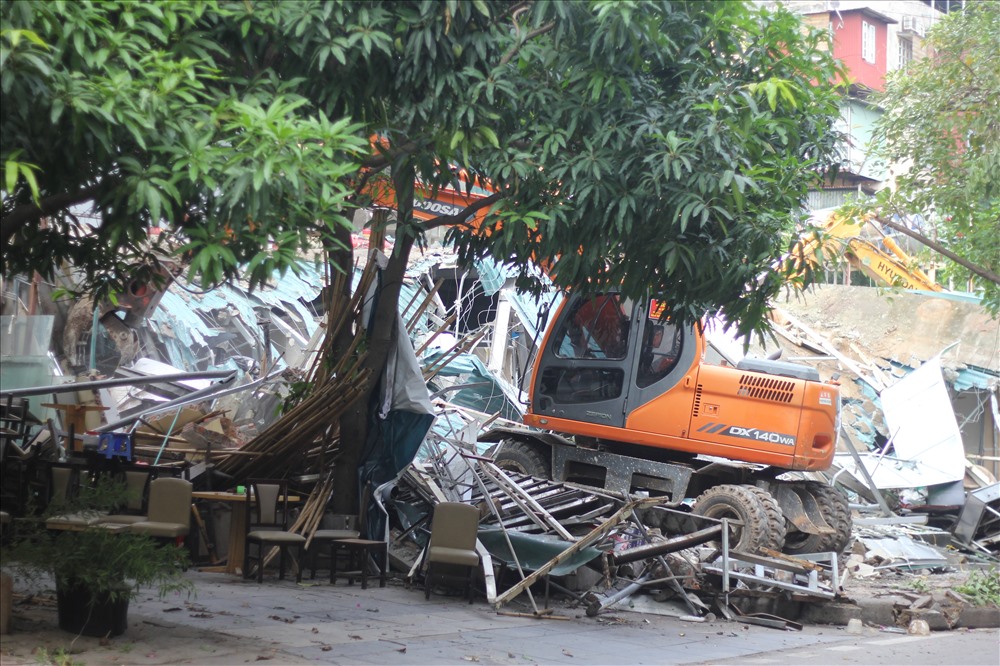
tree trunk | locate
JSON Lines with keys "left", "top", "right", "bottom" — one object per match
{"left": 330, "top": 164, "right": 418, "bottom": 515}
{"left": 328, "top": 214, "right": 365, "bottom": 515}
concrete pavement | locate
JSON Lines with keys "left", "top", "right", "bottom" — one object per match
{"left": 2, "top": 569, "right": 997, "bottom": 665}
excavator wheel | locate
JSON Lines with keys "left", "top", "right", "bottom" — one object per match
{"left": 806, "top": 482, "right": 852, "bottom": 554}
{"left": 692, "top": 484, "right": 786, "bottom": 553}
{"left": 491, "top": 440, "right": 552, "bottom": 479}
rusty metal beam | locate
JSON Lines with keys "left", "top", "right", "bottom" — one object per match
{"left": 610, "top": 524, "right": 722, "bottom": 565}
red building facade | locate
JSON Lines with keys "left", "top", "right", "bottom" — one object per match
{"left": 827, "top": 8, "right": 896, "bottom": 91}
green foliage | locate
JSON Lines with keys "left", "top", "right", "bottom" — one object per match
{"left": 1, "top": 0, "right": 844, "bottom": 338}
{"left": 440, "top": 1, "right": 845, "bottom": 338}
{"left": 32, "top": 647, "right": 82, "bottom": 666}
{"left": 1, "top": 477, "right": 193, "bottom": 604}
{"left": 869, "top": 3, "right": 1000, "bottom": 313}
{"left": 1, "top": 0, "right": 367, "bottom": 298}
{"left": 955, "top": 567, "right": 1000, "bottom": 607}
{"left": 909, "top": 576, "right": 931, "bottom": 594}
{"left": 280, "top": 378, "right": 313, "bottom": 415}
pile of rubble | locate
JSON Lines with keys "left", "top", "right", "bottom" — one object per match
{"left": 2, "top": 245, "right": 997, "bottom": 630}
{"left": 381, "top": 437, "right": 839, "bottom": 624}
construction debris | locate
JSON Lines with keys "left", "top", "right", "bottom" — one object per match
{"left": 953, "top": 484, "right": 1000, "bottom": 555}
{"left": 3, "top": 235, "right": 998, "bottom": 631}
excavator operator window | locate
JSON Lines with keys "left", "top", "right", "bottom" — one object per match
{"left": 539, "top": 367, "right": 625, "bottom": 404}
{"left": 636, "top": 317, "right": 682, "bottom": 388}
{"left": 553, "top": 294, "right": 630, "bottom": 360}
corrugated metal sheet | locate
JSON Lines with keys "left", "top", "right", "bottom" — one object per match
{"left": 806, "top": 188, "right": 860, "bottom": 211}
{"left": 147, "top": 263, "right": 327, "bottom": 374}
{"left": 954, "top": 366, "right": 1000, "bottom": 391}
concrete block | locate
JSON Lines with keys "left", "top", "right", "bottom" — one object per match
{"left": 859, "top": 599, "right": 899, "bottom": 627}
{"left": 731, "top": 595, "right": 803, "bottom": 620}
{"left": 800, "top": 601, "right": 861, "bottom": 626}
{"left": 956, "top": 605, "right": 1000, "bottom": 629}
{"left": 855, "top": 562, "right": 877, "bottom": 577}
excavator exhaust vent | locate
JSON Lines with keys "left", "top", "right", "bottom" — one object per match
{"left": 692, "top": 384, "right": 704, "bottom": 417}
{"left": 737, "top": 375, "right": 795, "bottom": 403}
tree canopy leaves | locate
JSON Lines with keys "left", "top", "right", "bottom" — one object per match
{"left": 2, "top": 0, "right": 844, "bottom": 337}
{"left": 1, "top": 1, "right": 368, "bottom": 292}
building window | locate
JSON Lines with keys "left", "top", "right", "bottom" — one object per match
{"left": 862, "top": 20, "right": 876, "bottom": 64}
{"left": 898, "top": 37, "right": 913, "bottom": 68}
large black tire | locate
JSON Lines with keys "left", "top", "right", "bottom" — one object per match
{"left": 808, "top": 482, "right": 852, "bottom": 554}
{"left": 491, "top": 440, "right": 552, "bottom": 479}
{"left": 692, "top": 484, "right": 786, "bottom": 553}
{"left": 783, "top": 482, "right": 852, "bottom": 555}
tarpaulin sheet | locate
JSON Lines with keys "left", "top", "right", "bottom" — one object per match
{"left": 477, "top": 527, "right": 603, "bottom": 576}
{"left": 359, "top": 251, "right": 435, "bottom": 538}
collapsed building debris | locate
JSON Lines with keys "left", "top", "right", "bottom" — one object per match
{"left": 766, "top": 287, "right": 999, "bottom": 555}
{"left": 2, "top": 232, "right": 997, "bottom": 630}
{"left": 382, "top": 433, "right": 849, "bottom": 624}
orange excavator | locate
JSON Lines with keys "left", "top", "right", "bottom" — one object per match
{"left": 481, "top": 291, "right": 849, "bottom": 555}
{"left": 369, "top": 171, "right": 851, "bottom": 555}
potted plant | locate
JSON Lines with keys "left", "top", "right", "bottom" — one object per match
{"left": 1, "top": 475, "right": 192, "bottom": 637}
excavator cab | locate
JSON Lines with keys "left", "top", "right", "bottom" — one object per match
{"left": 531, "top": 293, "right": 701, "bottom": 430}
{"left": 526, "top": 291, "right": 839, "bottom": 473}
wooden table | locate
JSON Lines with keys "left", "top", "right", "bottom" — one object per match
{"left": 45, "top": 519, "right": 130, "bottom": 533}
{"left": 191, "top": 491, "right": 299, "bottom": 575}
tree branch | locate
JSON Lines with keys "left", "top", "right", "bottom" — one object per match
{"left": 878, "top": 216, "right": 1000, "bottom": 286}
{"left": 352, "top": 163, "right": 389, "bottom": 200}
{"left": 421, "top": 191, "right": 505, "bottom": 231}
{"left": 354, "top": 139, "right": 431, "bottom": 200}
{"left": 358, "top": 140, "right": 421, "bottom": 170}
{"left": 499, "top": 20, "right": 556, "bottom": 66}
{"left": 1, "top": 183, "right": 105, "bottom": 249}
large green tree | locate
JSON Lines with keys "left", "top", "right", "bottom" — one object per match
{"left": 1, "top": 1, "right": 368, "bottom": 293}
{"left": 2, "top": 0, "right": 843, "bottom": 511}
{"left": 867, "top": 2, "right": 1000, "bottom": 312}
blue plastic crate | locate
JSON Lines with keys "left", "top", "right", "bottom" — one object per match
{"left": 97, "top": 432, "right": 133, "bottom": 460}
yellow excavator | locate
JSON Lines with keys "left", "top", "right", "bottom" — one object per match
{"left": 793, "top": 211, "right": 941, "bottom": 292}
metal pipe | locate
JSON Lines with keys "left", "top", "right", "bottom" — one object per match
{"left": 626, "top": 514, "right": 704, "bottom": 617}
{"left": 1, "top": 370, "right": 235, "bottom": 398}
{"left": 586, "top": 573, "right": 651, "bottom": 616}
{"left": 721, "top": 517, "right": 730, "bottom": 603}
{"left": 610, "top": 525, "right": 722, "bottom": 565}
{"left": 89, "top": 306, "right": 99, "bottom": 372}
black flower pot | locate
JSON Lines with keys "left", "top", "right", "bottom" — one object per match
{"left": 55, "top": 579, "right": 129, "bottom": 637}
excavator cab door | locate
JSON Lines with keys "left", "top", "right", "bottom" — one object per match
{"left": 532, "top": 293, "right": 635, "bottom": 427}
{"left": 626, "top": 299, "right": 699, "bottom": 412}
